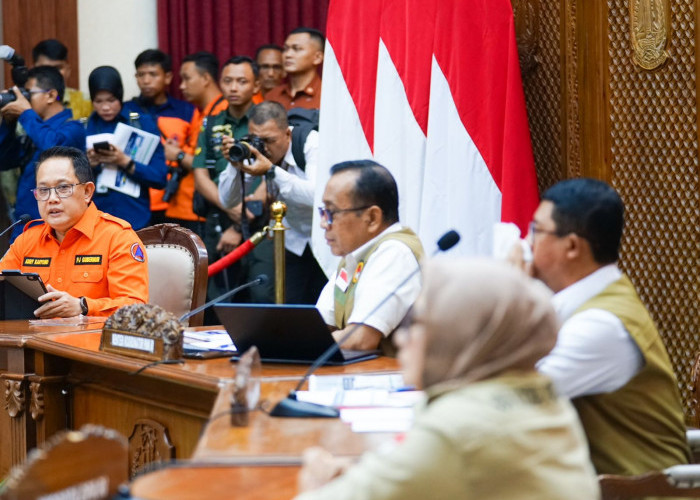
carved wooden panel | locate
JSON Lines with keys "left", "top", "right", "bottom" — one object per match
{"left": 606, "top": 0, "right": 700, "bottom": 418}
{"left": 128, "top": 419, "right": 175, "bottom": 478}
{"left": 516, "top": 0, "right": 566, "bottom": 192}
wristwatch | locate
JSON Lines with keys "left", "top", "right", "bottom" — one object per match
{"left": 176, "top": 151, "right": 186, "bottom": 165}
{"left": 266, "top": 164, "right": 276, "bottom": 180}
{"left": 79, "top": 296, "right": 88, "bottom": 316}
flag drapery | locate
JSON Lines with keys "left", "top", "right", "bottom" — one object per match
{"left": 313, "top": 0, "right": 539, "bottom": 272}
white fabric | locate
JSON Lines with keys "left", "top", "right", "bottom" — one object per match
{"left": 315, "top": 223, "right": 421, "bottom": 336}
{"left": 536, "top": 265, "right": 643, "bottom": 398}
{"left": 218, "top": 128, "right": 319, "bottom": 257}
{"left": 144, "top": 244, "right": 195, "bottom": 320}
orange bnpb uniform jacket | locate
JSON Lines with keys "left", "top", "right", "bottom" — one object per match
{"left": 165, "top": 94, "right": 229, "bottom": 221}
{"left": 0, "top": 203, "right": 149, "bottom": 316}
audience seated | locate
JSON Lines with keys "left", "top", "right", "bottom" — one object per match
{"left": 218, "top": 101, "right": 327, "bottom": 304}
{"left": 0, "top": 146, "right": 148, "bottom": 317}
{"left": 85, "top": 66, "right": 168, "bottom": 231}
{"left": 32, "top": 38, "right": 92, "bottom": 120}
{"left": 296, "top": 258, "right": 600, "bottom": 500}
{"left": 516, "top": 178, "right": 690, "bottom": 475}
{"left": 265, "top": 27, "right": 324, "bottom": 110}
{"left": 125, "top": 48, "right": 195, "bottom": 226}
{"left": 315, "top": 160, "right": 423, "bottom": 353}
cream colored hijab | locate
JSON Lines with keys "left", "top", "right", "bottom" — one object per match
{"left": 419, "top": 258, "right": 559, "bottom": 390}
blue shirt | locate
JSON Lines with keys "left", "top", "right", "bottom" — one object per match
{"left": 0, "top": 108, "right": 86, "bottom": 241}
{"left": 85, "top": 108, "right": 168, "bottom": 230}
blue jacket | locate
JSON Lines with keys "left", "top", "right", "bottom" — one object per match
{"left": 0, "top": 108, "right": 86, "bottom": 241}
{"left": 86, "top": 108, "right": 167, "bottom": 230}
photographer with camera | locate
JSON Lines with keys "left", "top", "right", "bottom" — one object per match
{"left": 218, "top": 101, "right": 326, "bottom": 304}
{"left": 192, "top": 56, "right": 274, "bottom": 305}
{"left": 0, "top": 65, "right": 86, "bottom": 242}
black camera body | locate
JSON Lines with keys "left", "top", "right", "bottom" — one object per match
{"left": 0, "top": 88, "right": 30, "bottom": 109}
{"left": 229, "top": 135, "right": 268, "bottom": 162}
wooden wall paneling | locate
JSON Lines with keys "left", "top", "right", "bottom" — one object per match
{"left": 605, "top": 0, "right": 700, "bottom": 418}
{"left": 1, "top": 0, "right": 79, "bottom": 89}
{"left": 513, "top": 0, "right": 567, "bottom": 193}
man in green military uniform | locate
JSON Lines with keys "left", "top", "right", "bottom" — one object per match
{"left": 192, "top": 56, "right": 273, "bottom": 304}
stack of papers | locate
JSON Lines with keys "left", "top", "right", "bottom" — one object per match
{"left": 297, "top": 373, "right": 424, "bottom": 433}
{"left": 184, "top": 329, "right": 236, "bottom": 352}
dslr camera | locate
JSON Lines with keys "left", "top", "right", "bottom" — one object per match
{"left": 228, "top": 135, "right": 268, "bottom": 162}
{"left": 0, "top": 45, "right": 29, "bottom": 109}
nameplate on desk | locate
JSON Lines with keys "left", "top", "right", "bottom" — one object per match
{"left": 100, "top": 329, "right": 164, "bottom": 362}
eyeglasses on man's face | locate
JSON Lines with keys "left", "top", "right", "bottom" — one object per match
{"left": 32, "top": 183, "right": 85, "bottom": 201}
{"left": 317, "top": 205, "right": 372, "bottom": 226}
{"left": 528, "top": 221, "right": 561, "bottom": 238}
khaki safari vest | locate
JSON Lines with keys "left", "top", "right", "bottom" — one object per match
{"left": 334, "top": 228, "right": 424, "bottom": 354}
{"left": 572, "top": 274, "right": 689, "bottom": 475}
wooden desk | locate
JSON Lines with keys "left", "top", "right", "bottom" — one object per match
{"left": 0, "top": 320, "right": 104, "bottom": 476}
{"left": 14, "top": 328, "right": 398, "bottom": 484}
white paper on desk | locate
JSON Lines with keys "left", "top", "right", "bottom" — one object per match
{"left": 29, "top": 316, "right": 105, "bottom": 327}
{"left": 309, "top": 373, "right": 405, "bottom": 392}
{"left": 96, "top": 167, "right": 141, "bottom": 198}
{"left": 340, "top": 407, "right": 414, "bottom": 433}
{"left": 184, "top": 330, "right": 236, "bottom": 352}
{"left": 296, "top": 389, "right": 423, "bottom": 408}
{"left": 113, "top": 122, "right": 159, "bottom": 164}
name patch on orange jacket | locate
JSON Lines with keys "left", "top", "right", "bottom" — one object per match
{"left": 75, "top": 255, "right": 103, "bottom": 265}
{"left": 23, "top": 257, "right": 51, "bottom": 267}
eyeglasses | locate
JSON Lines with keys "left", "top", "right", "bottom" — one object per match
{"left": 32, "top": 183, "right": 85, "bottom": 201}
{"left": 318, "top": 205, "right": 372, "bottom": 226}
{"left": 28, "top": 89, "right": 51, "bottom": 96}
{"left": 528, "top": 221, "right": 561, "bottom": 238}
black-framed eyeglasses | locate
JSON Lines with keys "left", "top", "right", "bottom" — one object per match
{"left": 32, "top": 183, "right": 85, "bottom": 201}
{"left": 318, "top": 205, "right": 372, "bottom": 225}
{"left": 528, "top": 221, "right": 561, "bottom": 238}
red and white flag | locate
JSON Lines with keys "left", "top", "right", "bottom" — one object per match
{"left": 313, "top": 0, "right": 539, "bottom": 271}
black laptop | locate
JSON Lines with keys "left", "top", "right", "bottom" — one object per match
{"left": 215, "top": 304, "right": 379, "bottom": 365}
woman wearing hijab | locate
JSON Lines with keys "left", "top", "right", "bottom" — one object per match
{"left": 296, "top": 258, "right": 600, "bottom": 500}
{"left": 85, "top": 66, "right": 167, "bottom": 230}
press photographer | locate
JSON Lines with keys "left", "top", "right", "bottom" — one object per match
{"left": 218, "top": 101, "right": 326, "bottom": 304}
{"left": 0, "top": 64, "right": 85, "bottom": 241}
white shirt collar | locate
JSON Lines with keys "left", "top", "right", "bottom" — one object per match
{"left": 344, "top": 223, "right": 403, "bottom": 271}
{"left": 551, "top": 264, "right": 622, "bottom": 321}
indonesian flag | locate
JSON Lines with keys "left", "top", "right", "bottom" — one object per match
{"left": 312, "top": 0, "right": 539, "bottom": 272}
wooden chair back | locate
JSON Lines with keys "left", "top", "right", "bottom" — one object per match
{"left": 136, "top": 224, "right": 208, "bottom": 326}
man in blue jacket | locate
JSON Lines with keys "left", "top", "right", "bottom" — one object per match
{"left": 0, "top": 65, "right": 86, "bottom": 241}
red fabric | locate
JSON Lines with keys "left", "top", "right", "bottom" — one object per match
{"left": 208, "top": 239, "right": 255, "bottom": 277}
{"left": 432, "top": 0, "right": 539, "bottom": 231}
{"left": 158, "top": 0, "right": 329, "bottom": 99}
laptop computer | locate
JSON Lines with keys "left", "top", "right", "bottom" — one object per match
{"left": 215, "top": 303, "right": 379, "bottom": 365}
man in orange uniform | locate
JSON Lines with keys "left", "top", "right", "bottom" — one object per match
{"left": 163, "top": 52, "right": 228, "bottom": 234}
{"left": 0, "top": 146, "right": 149, "bottom": 318}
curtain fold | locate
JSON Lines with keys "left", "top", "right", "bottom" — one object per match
{"left": 157, "top": 0, "right": 329, "bottom": 97}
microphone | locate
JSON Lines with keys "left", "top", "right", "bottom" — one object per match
{"left": 0, "top": 214, "right": 31, "bottom": 238}
{"left": 270, "top": 230, "right": 460, "bottom": 418}
{"left": 179, "top": 274, "right": 269, "bottom": 323}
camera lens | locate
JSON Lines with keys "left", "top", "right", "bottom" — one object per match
{"left": 229, "top": 141, "right": 251, "bottom": 162}
{"left": 0, "top": 91, "right": 17, "bottom": 108}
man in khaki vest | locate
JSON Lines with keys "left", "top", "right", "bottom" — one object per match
{"left": 522, "top": 178, "right": 688, "bottom": 475}
{"left": 316, "top": 160, "right": 424, "bottom": 353}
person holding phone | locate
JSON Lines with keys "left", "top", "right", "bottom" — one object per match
{"left": 0, "top": 146, "right": 148, "bottom": 318}
{"left": 85, "top": 66, "right": 168, "bottom": 231}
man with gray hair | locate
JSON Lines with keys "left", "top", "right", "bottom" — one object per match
{"left": 219, "top": 101, "right": 326, "bottom": 303}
